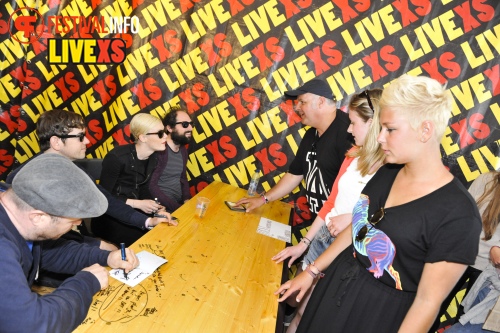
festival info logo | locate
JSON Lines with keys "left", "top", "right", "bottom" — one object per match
{"left": 9, "top": 8, "right": 139, "bottom": 64}
{"left": 9, "top": 7, "right": 42, "bottom": 44}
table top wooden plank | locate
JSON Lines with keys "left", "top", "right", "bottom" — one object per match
{"left": 74, "top": 181, "right": 291, "bottom": 333}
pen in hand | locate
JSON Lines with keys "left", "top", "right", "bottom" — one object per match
{"left": 120, "top": 243, "right": 128, "bottom": 280}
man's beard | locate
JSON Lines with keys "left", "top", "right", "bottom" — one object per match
{"left": 171, "top": 131, "right": 191, "bottom": 145}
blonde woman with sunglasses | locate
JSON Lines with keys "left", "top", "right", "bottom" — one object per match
{"left": 92, "top": 113, "right": 177, "bottom": 246}
{"left": 276, "top": 75, "right": 482, "bottom": 333}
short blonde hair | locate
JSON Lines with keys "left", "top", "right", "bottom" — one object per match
{"left": 380, "top": 75, "right": 452, "bottom": 140}
{"left": 130, "top": 113, "right": 162, "bottom": 141}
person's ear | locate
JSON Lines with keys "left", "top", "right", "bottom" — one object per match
{"left": 318, "top": 96, "right": 325, "bottom": 108}
{"left": 49, "top": 136, "right": 63, "bottom": 151}
{"left": 29, "top": 211, "right": 50, "bottom": 228}
{"left": 420, "top": 120, "right": 434, "bottom": 143}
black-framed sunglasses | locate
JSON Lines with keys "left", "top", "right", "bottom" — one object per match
{"left": 361, "top": 90, "right": 374, "bottom": 113}
{"left": 145, "top": 130, "right": 166, "bottom": 138}
{"left": 355, "top": 207, "right": 385, "bottom": 241}
{"left": 56, "top": 132, "right": 86, "bottom": 142}
{"left": 175, "top": 121, "right": 194, "bottom": 128}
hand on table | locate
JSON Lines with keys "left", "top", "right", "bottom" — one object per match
{"left": 82, "top": 264, "right": 109, "bottom": 290}
{"left": 151, "top": 210, "right": 178, "bottom": 226}
{"left": 272, "top": 242, "right": 308, "bottom": 267}
{"left": 275, "top": 270, "right": 315, "bottom": 303}
{"left": 235, "top": 196, "right": 264, "bottom": 212}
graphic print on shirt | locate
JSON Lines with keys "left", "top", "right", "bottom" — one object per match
{"left": 305, "top": 148, "right": 330, "bottom": 215}
{"left": 352, "top": 194, "right": 402, "bottom": 290}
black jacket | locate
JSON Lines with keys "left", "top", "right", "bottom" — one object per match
{"left": 100, "top": 144, "right": 158, "bottom": 202}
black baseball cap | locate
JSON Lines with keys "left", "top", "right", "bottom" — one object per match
{"left": 284, "top": 79, "right": 335, "bottom": 100}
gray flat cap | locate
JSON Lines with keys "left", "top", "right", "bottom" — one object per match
{"left": 12, "top": 154, "right": 108, "bottom": 218}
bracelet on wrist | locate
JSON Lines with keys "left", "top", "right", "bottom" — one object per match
{"left": 305, "top": 265, "right": 317, "bottom": 279}
{"left": 260, "top": 192, "right": 269, "bottom": 204}
{"left": 310, "top": 262, "right": 325, "bottom": 278}
{"left": 301, "top": 236, "right": 311, "bottom": 247}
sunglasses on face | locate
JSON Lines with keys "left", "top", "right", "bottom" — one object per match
{"left": 57, "top": 132, "right": 86, "bottom": 142}
{"left": 175, "top": 121, "right": 194, "bottom": 128}
{"left": 360, "top": 90, "right": 375, "bottom": 113}
{"left": 355, "top": 207, "right": 385, "bottom": 241}
{"left": 145, "top": 129, "right": 166, "bottom": 139}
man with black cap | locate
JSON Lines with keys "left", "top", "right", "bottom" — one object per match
{"left": 0, "top": 153, "right": 139, "bottom": 333}
{"left": 236, "top": 78, "right": 352, "bottom": 222}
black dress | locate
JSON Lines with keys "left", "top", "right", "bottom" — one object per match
{"left": 297, "top": 164, "right": 481, "bottom": 333}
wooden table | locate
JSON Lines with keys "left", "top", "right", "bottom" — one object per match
{"left": 74, "top": 181, "right": 291, "bottom": 333}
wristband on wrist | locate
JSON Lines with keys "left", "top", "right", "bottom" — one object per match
{"left": 305, "top": 265, "right": 317, "bottom": 279}
{"left": 301, "top": 237, "right": 311, "bottom": 247}
{"left": 310, "top": 262, "right": 325, "bottom": 278}
{"left": 260, "top": 192, "right": 269, "bottom": 204}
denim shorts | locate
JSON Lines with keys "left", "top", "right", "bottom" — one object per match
{"left": 302, "top": 223, "right": 335, "bottom": 270}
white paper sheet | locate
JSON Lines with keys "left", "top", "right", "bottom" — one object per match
{"left": 110, "top": 250, "right": 168, "bottom": 287}
{"left": 257, "top": 217, "right": 291, "bottom": 243}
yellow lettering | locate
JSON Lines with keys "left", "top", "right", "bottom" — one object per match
{"left": 441, "top": 127, "right": 459, "bottom": 156}
{"left": 0, "top": 74, "right": 21, "bottom": 103}
{"left": 378, "top": 5, "right": 402, "bottom": 35}
{"left": 82, "top": 40, "right": 97, "bottom": 63}
{"left": 159, "top": 68, "right": 180, "bottom": 91}
{"left": 439, "top": 10, "right": 463, "bottom": 41}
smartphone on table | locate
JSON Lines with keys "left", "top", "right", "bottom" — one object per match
{"left": 225, "top": 201, "right": 246, "bottom": 212}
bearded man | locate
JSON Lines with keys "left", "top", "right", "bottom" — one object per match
{"left": 149, "top": 108, "right": 193, "bottom": 212}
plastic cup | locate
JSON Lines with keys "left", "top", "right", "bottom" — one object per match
{"left": 196, "top": 197, "right": 210, "bottom": 218}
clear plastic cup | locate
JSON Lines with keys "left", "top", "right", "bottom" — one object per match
{"left": 195, "top": 197, "right": 210, "bottom": 218}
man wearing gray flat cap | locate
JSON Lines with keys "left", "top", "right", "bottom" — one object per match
{"left": 0, "top": 153, "right": 139, "bottom": 333}
{"left": 237, "top": 78, "right": 352, "bottom": 222}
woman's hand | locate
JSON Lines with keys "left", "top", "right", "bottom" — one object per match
{"left": 275, "top": 270, "right": 315, "bottom": 303}
{"left": 128, "top": 199, "right": 164, "bottom": 214}
{"left": 327, "top": 213, "right": 352, "bottom": 237}
{"left": 272, "top": 242, "right": 308, "bottom": 267}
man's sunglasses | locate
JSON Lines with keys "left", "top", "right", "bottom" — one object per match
{"left": 355, "top": 207, "right": 385, "bottom": 241}
{"left": 175, "top": 121, "right": 194, "bottom": 128}
{"left": 145, "top": 130, "right": 166, "bottom": 138}
{"left": 360, "top": 90, "right": 375, "bottom": 113}
{"left": 56, "top": 132, "right": 86, "bottom": 142}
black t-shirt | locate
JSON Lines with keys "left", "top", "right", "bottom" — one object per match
{"left": 289, "top": 110, "right": 352, "bottom": 217}
{"left": 352, "top": 164, "right": 482, "bottom": 292}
